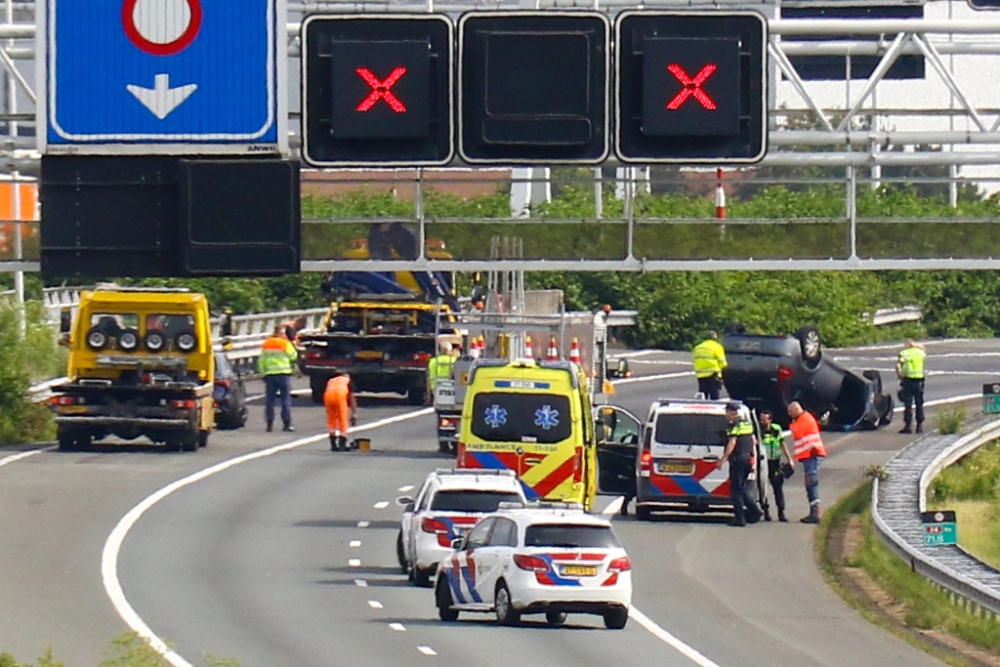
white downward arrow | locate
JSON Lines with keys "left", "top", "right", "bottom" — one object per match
{"left": 127, "top": 73, "right": 197, "bottom": 120}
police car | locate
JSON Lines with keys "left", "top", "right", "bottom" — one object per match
{"left": 434, "top": 503, "right": 632, "bottom": 629}
{"left": 396, "top": 469, "right": 526, "bottom": 587}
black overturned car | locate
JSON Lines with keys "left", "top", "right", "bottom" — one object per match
{"left": 721, "top": 325, "right": 893, "bottom": 431}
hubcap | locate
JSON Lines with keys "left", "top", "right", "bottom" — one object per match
{"left": 497, "top": 589, "right": 509, "bottom": 618}
{"left": 804, "top": 332, "right": 820, "bottom": 357}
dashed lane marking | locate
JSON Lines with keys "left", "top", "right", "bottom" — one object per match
{"left": 355, "top": 579, "right": 368, "bottom": 588}
{"left": 101, "top": 407, "right": 433, "bottom": 667}
{"left": 349, "top": 558, "right": 361, "bottom": 567}
{"left": 389, "top": 623, "right": 406, "bottom": 632}
{"left": 417, "top": 646, "right": 437, "bottom": 656}
{"left": 350, "top": 540, "right": 361, "bottom": 548}
{"left": 368, "top": 600, "right": 383, "bottom": 609}
{"left": 374, "top": 501, "right": 389, "bottom": 510}
{"left": 398, "top": 484, "right": 415, "bottom": 492}
{"left": 358, "top": 520, "right": 370, "bottom": 528}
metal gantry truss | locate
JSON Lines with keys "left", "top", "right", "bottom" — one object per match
{"left": 4, "top": 1, "right": 1000, "bottom": 272}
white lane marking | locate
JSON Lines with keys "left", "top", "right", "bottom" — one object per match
{"left": 245, "top": 388, "right": 312, "bottom": 403}
{"left": 368, "top": 600, "right": 383, "bottom": 609}
{"left": 389, "top": 622, "right": 406, "bottom": 632}
{"left": 398, "top": 484, "right": 415, "bottom": 492}
{"left": 374, "top": 500, "right": 389, "bottom": 510}
{"left": 358, "top": 520, "right": 370, "bottom": 528}
{"left": 417, "top": 646, "right": 437, "bottom": 656}
{"left": 609, "top": 350, "right": 666, "bottom": 360}
{"left": 355, "top": 579, "right": 368, "bottom": 587}
{"left": 893, "top": 393, "right": 980, "bottom": 414}
{"left": 600, "top": 496, "right": 624, "bottom": 517}
{"left": 630, "top": 607, "right": 723, "bottom": 667}
{"left": 614, "top": 371, "right": 693, "bottom": 385}
{"left": 350, "top": 540, "right": 361, "bottom": 548}
{"left": 0, "top": 447, "right": 51, "bottom": 469}
{"left": 349, "top": 558, "right": 361, "bottom": 567}
{"left": 101, "top": 407, "right": 432, "bottom": 667}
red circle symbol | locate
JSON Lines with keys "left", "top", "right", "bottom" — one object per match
{"left": 122, "top": 0, "right": 202, "bottom": 57}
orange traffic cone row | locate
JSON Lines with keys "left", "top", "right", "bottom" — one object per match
{"left": 469, "top": 335, "right": 481, "bottom": 359}
{"left": 525, "top": 336, "right": 534, "bottom": 360}
{"left": 546, "top": 336, "right": 560, "bottom": 361}
{"left": 568, "top": 337, "right": 582, "bottom": 365}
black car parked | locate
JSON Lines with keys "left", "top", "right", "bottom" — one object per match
{"left": 721, "top": 324, "right": 893, "bottom": 431}
{"left": 214, "top": 352, "right": 248, "bottom": 430}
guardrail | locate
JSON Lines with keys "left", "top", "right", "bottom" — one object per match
{"left": 872, "top": 419, "right": 1000, "bottom": 619}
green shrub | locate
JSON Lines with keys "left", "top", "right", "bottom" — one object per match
{"left": 935, "top": 404, "right": 967, "bottom": 436}
{"left": 929, "top": 440, "right": 1000, "bottom": 503}
{"left": 0, "top": 301, "right": 56, "bottom": 446}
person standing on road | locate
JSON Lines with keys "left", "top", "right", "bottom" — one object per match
{"left": 692, "top": 331, "right": 727, "bottom": 400}
{"left": 897, "top": 339, "right": 927, "bottom": 434}
{"left": 259, "top": 326, "right": 298, "bottom": 433}
{"left": 717, "top": 402, "right": 763, "bottom": 527}
{"left": 760, "top": 410, "right": 795, "bottom": 523}
{"left": 324, "top": 372, "right": 358, "bottom": 451}
{"left": 426, "top": 340, "right": 457, "bottom": 404}
{"left": 788, "top": 401, "right": 828, "bottom": 524}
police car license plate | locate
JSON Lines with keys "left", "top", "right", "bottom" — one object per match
{"left": 657, "top": 460, "right": 695, "bottom": 475}
{"left": 561, "top": 565, "right": 597, "bottom": 576}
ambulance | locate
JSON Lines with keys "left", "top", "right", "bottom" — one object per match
{"left": 456, "top": 359, "right": 637, "bottom": 511}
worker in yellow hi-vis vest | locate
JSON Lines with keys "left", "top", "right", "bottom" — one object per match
{"left": 692, "top": 331, "right": 727, "bottom": 400}
{"left": 896, "top": 339, "right": 927, "bottom": 434}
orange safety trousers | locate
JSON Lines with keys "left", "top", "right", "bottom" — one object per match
{"left": 325, "top": 390, "right": 350, "bottom": 436}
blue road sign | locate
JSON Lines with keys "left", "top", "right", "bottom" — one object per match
{"left": 43, "top": 0, "right": 282, "bottom": 153}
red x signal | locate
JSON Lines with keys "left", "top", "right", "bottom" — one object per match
{"left": 665, "top": 63, "right": 718, "bottom": 110}
{"left": 356, "top": 67, "right": 408, "bottom": 113}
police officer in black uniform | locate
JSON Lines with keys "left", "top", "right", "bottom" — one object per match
{"left": 717, "top": 402, "right": 763, "bottom": 527}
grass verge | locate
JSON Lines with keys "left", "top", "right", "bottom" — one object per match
{"left": 819, "top": 481, "right": 1000, "bottom": 667}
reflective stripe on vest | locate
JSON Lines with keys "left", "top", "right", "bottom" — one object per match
{"left": 427, "top": 355, "right": 454, "bottom": 387}
{"left": 762, "top": 423, "right": 785, "bottom": 459}
{"left": 898, "top": 347, "right": 926, "bottom": 380}
{"left": 326, "top": 375, "right": 350, "bottom": 394}
{"left": 692, "top": 339, "right": 726, "bottom": 378}
{"left": 259, "top": 337, "right": 296, "bottom": 376}
{"left": 790, "top": 411, "right": 827, "bottom": 460}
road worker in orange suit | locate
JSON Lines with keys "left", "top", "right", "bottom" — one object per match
{"left": 788, "top": 401, "right": 828, "bottom": 524}
{"left": 325, "top": 373, "right": 358, "bottom": 452}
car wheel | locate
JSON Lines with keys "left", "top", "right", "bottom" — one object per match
{"left": 495, "top": 581, "right": 520, "bottom": 626}
{"left": 796, "top": 326, "right": 822, "bottom": 366}
{"left": 879, "top": 397, "right": 895, "bottom": 427}
{"left": 436, "top": 576, "right": 459, "bottom": 622}
{"left": 635, "top": 505, "right": 653, "bottom": 521}
{"left": 545, "top": 611, "right": 567, "bottom": 627}
{"left": 604, "top": 607, "right": 629, "bottom": 630}
{"left": 396, "top": 530, "right": 409, "bottom": 575}
{"left": 413, "top": 566, "right": 434, "bottom": 588}
{"left": 57, "top": 428, "right": 76, "bottom": 452}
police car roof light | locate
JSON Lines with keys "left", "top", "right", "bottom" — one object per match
{"left": 435, "top": 468, "right": 516, "bottom": 477}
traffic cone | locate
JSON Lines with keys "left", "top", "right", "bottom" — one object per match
{"left": 568, "top": 338, "right": 582, "bottom": 365}
{"left": 546, "top": 336, "right": 560, "bottom": 361}
{"left": 477, "top": 336, "right": 486, "bottom": 358}
{"left": 470, "top": 335, "right": 481, "bottom": 359}
{"left": 525, "top": 336, "right": 534, "bottom": 360}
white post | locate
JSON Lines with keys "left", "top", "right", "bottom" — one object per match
{"left": 7, "top": 0, "right": 23, "bottom": 337}
{"left": 594, "top": 167, "right": 603, "bottom": 219}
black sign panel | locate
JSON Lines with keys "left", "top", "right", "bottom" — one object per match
{"left": 616, "top": 11, "right": 767, "bottom": 164}
{"left": 303, "top": 15, "right": 453, "bottom": 166}
{"left": 920, "top": 511, "right": 957, "bottom": 524}
{"left": 642, "top": 38, "right": 740, "bottom": 137}
{"left": 968, "top": 0, "right": 1000, "bottom": 8}
{"left": 459, "top": 11, "right": 610, "bottom": 164}
{"left": 329, "top": 40, "right": 431, "bottom": 139}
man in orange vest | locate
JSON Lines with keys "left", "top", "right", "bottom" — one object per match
{"left": 325, "top": 372, "right": 358, "bottom": 451}
{"left": 787, "top": 401, "right": 828, "bottom": 524}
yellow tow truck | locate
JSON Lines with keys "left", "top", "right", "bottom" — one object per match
{"left": 49, "top": 286, "right": 215, "bottom": 452}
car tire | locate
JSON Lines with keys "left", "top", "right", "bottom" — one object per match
{"left": 495, "top": 581, "right": 520, "bottom": 626}
{"left": 545, "top": 611, "right": 567, "bottom": 626}
{"left": 396, "top": 530, "right": 409, "bottom": 575}
{"left": 57, "top": 429, "right": 76, "bottom": 452}
{"left": 413, "top": 566, "right": 434, "bottom": 588}
{"left": 879, "top": 396, "right": 895, "bottom": 427}
{"left": 796, "top": 326, "right": 822, "bottom": 366}
{"left": 635, "top": 505, "right": 653, "bottom": 521}
{"left": 436, "top": 576, "right": 459, "bottom": 622}
{"left": 604, "top": 607, "right": 629, "bottom": 630}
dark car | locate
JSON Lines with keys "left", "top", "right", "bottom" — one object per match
{"left": 214, "top": 352, "right": 248, "bottom": 430}
{"left": 721, "top": 325, "right": 893, "bottom": 431}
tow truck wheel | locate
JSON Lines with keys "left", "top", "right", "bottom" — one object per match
{"left": 57, "top": 429, "right": 76, "bottom": 452}
{"left": 198, "top": 431, "right": 209, "bottom": 448}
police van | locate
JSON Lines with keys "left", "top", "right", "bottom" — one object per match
{"left": 456, "top": 359, "right": 637, "bottom": 511}
{"left": 633, "top": 398, "right": 769, "bottom": 521}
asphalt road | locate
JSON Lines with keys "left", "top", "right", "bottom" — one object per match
{"left": 0, "top": 338, "right": 997, "bottom": 666}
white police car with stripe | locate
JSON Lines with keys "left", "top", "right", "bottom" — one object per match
{"left": 434, "top": 503, "right": 632, "bottom": 629}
